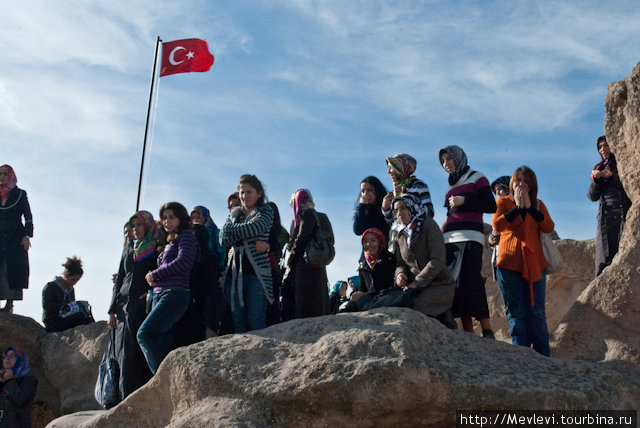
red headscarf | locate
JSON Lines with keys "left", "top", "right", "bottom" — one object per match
{"left": 362, "top": 228, "right": 387, "bottom": 268}
{"left": 0, "top": 165, "right": 17, "bottom": 203}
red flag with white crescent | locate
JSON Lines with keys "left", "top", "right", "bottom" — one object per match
{"left": 160, "top": 38, "right": 214, "bottom": 77}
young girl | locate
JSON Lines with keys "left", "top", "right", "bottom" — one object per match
{"left": 219, "top": 175, "right": 274, "bottom": 333}
{"left": 493, "top": 166, "right": 555, "bottom": 356}
{"left": 439, "top": 145, "right": 496, "bottom": 338}
{"left": 137, "top": 202, "right": 197, "bottom": 374}
{"left": 42, "top": 257, "right": 91, "bottom": 332}
{"left": 353, "top": 176, "right": 389, "bottom": 261}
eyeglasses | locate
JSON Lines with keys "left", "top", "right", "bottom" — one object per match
{"left": 362, "top": 238, "right": 379, "bottom": 245}
{"left": 3, "top": 353, "right": 16, "bottom": 360}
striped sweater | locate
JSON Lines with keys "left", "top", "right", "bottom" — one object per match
{"left": 220, "top": 204, "right": 274, "bottom": 306}
{"left": 383, "top": 176, "right": 435, "bottom": 222}
{"left": 442, "top": 169, "right": 496, "bottom": 244}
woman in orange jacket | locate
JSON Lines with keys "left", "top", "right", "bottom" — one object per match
{"left": 492, "top": 166, "right": 555, "bottom": 356}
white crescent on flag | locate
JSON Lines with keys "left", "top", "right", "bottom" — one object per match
{"left": 169, "top": 46, "right": 186, "bottom": 65}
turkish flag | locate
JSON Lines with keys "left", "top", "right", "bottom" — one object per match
{"left": 160, "top": 38, "right": 214, "bottom": 77}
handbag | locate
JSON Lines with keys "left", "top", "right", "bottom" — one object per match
{"left": 59, "top": 300, "right": 94, "bottom": 322}
{"left": 540, "top": 231, "right": 563, "bottom": 273}
{"left": 94, "top": 329, "right": 120, "bottom": 409}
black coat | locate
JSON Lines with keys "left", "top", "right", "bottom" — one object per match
{"left": 109, "top": 243, "right": 156, "bottom": 400}
{"left": 588, "top": 174, "right": 631, "bottom": 276}
{"left": 0, "top": 375, "right": 38, "bottom": 428}
{"left": 358, "top": 249, "right": 396, "bottom": 295}
{"left": 0, "top": 187, "right": 32, "bottom": 289}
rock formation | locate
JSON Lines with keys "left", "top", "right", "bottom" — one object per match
{"left": 0, "top": 314, "right": 106, "bottom": 427}
{"left": 550, "top": 61, "right": 640, "bottom": 363}
{"left": 45, "top": 308, "right": 640, "bottom": 428}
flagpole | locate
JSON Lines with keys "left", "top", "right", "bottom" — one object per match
{"left": 136, "top": 36, "right": 162, "bottom": 211}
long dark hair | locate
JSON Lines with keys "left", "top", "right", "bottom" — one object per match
{"left": 355, "top": 176, "right": 388, "bottom": 208}
{"left": 159, "top": 202, "right": 193, "bottom": 243}
{"left": 238, "top": 174, "right": 267, "bottom": 208}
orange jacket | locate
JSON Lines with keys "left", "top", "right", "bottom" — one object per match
{"left": 492, "top": 197, "right": 555, "bottom": 303}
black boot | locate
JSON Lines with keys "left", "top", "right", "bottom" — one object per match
{"left": 437, "top": 309, "right": 457, "bottom": 329}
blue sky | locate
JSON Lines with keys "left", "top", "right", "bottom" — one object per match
{"left": 3, "top": 1, "right": 639, "bottom": 323}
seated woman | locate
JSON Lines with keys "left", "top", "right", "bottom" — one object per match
{"left": 351, "top": 227, "right": 396, "bottom": 310}
{"left": 0, "top": 347, "right": 38, "bottom": 428}
{"left": 42, "top": 256, "right": 93, "bottom": 332}
{"left": 392, "top": 194, "right": 456, "bottom": 328}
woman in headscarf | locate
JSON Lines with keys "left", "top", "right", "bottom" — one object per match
{"left": 382, "top": 153, "right": 434, "bottom": 223}
{"left": 488, "top": 176, "right": 511, "bottom": 280}
{"left": 493, "top": 166, "right": 555, "bottom": 356}
{"left": 0, "top": 347, "right": 38, "bottom": 428}
{"left": 439, "top": 145, "right": 496, "bottom": 338}
{"left": 107, "top": 211, "right": 156, "bottom": 402}
{"left": 0, "top": 165, "right": 33, "bottom": 314}
{"left": 350, "top": 227, "right": 396, "bottom": 309}
{"left": 283, "top": 189, "right": 328, "bottom": 318}
{"left": 588, "top": 135, "right": 631, "bottom": 276}
{"left": 392, "top": 194, "right": 456, "bottom": 327}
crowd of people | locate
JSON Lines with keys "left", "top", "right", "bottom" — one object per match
{"left": 0, "top": 135, "right": 632, "bottom": 419}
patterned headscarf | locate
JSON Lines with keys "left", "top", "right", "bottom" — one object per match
{"left": 386, "top": 154, "right": 417, "bottom": 193}
{"left": 439, "top": 145, "right": 470, "bottom": 185}
{"left": 593, "top": 135, "right": 618, "bottom": 177}
{"left": 491, "top": 176, "right": 511, "bottom": 195}
{"left": 129, "top": 210, "right": 158, "bottom": 262}
{"left": 290, "top": 189, "right": 315, "bottom": 233}
{"left": 191, "top": 205, "right": 217, "bottom": 229}
{"left": 362, "top": 227, "right": 387, "bottom": 268}
{"left": 3, "top": 347, "right": 30, "bottom": 378}
{"left": 0, "top": 164, "right": 18, "bottom": 203}
{"left": 391, "top": 193, "right": 425, "bottom": 248}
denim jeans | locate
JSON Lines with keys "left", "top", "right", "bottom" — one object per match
{"left": 496, "top": 267, "right": 550, "bottom": 356}
{"left": 225, "top": 274, "right": 267, "bottom": 333}
{"left": 137, "top": 289, "right": 190, "bottom": 373}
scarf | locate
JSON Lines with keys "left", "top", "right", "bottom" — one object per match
{"left": 290, "top": 189, "right": 315, "bottom": 235}
{"left": 386, "top": 153, "right": 417, "bottom": 195}
{"left": 129, "top": 210, "right": 158, "bottom": 262}
{"left": 362, "top": 227, "right": 387, "bottom": 268}
{"left": 192, "top": 205, "right": 217, "bottom": 229}
{"left": 593, "top": 136, "right": 618, "bottom": 182}
{"left": 391, "top": 194, "right": 425, "bottom": 248}
{"left": 3, "top": 347, "right": 30, "bottom": 378}
{"left": 439, "top": 145, "right": 470, "bottom": 185}
{"left": 0, "top": 164, "right": 18, "bottom": 203}
{"left": 491, "top": 175, "right": 511, "bottom": 195}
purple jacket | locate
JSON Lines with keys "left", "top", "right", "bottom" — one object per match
{"left": 151, "top": 230, "right": 198, "bottom": 292}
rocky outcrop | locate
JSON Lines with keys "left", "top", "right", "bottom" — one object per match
{"left": 550, "top": 61, "right": 640, "bottom": 363}
{"left": 45, "top": 308, "right": 640, "bottom": 428}
{"left": 0, "top": 314, "right": 106, "bottom": 428}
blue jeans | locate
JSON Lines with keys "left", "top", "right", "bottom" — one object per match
{"left": 225, "top": 274, "right": 267, "bottom": 333}
{"left": 496, "top": 267, "right": 550, "bottom": 356}
{"left": 137, "top": 289, "right": 190, "bottom": 373}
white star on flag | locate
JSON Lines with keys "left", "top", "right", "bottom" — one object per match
{"left": 186, "top": 51, "right": 195, "bottom": 59}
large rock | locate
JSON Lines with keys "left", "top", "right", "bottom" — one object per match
{"left": 550, "top": 61, "right": 640, "bottom": 363}
{"left": 45, "top": 309, "right": 640, "bottom": 428}
{"left": 0, "top": 314, "right": 106, "bottom": 427}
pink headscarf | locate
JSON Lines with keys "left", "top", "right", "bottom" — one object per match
{"left": 289, "top": 189, "right": 315, "bottom": 233}
{"left": 362, "top": 228, "right": 387, "bottom": 268}
{"left": 0, "top": 164, "right": 17, "bottom": 203}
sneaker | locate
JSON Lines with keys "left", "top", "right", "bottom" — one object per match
{"left": 482, "top": 329, "right": 495, "bottom": 339}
